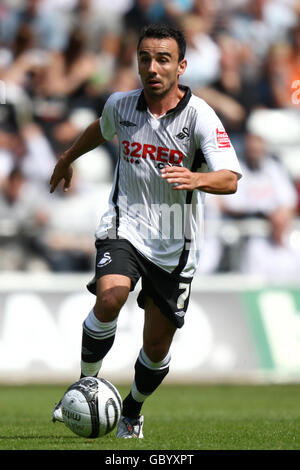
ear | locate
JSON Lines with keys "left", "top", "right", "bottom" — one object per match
{"left": 178, "top": 59, "right": 187, "bottom": 77}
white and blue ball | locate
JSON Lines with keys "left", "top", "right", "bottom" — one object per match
{"left": 61, "top": 377, "right": 122, "bottom": 438}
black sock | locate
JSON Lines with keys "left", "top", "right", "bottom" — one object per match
{"left": 122, "top": 357, "right": 169, "bottom": 419}
{"left": 80, "top": 329, "right": 115, "bottom": 378}
{"left": 122, "top": 392, "right": 143, "bottom": 420}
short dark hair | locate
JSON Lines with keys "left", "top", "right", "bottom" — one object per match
{"left": 137, "top": 23, "right": 186, "bottom": 62}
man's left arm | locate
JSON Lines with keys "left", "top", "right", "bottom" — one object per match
{"left": 160, "top": 167, "right": 238, "bottom": 194}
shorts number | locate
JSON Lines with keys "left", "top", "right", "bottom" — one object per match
{"left": 177, "top": 283, "right": 190, "bottom": 309}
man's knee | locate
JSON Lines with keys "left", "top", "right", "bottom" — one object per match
{"left": 94, "top": 286, "right": 129, "bottom": 321}
{"left": 143, "top": 341, "right": 171, "bottom": 363}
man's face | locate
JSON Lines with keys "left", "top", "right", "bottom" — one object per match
{"left": 137, "top": 37, "right": 187, "bottom": 98}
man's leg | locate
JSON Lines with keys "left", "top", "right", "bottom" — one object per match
{"left": 81, "top": 274, "right": 131, "bottom": 378}
{"left": 121, "top": 296, "right": 177, "bottom": 421}
{"left": 53, "top": 274, "right": 131, "bottom": 422}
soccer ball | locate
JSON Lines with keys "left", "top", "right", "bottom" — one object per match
{"left": 61, "top": 376, "right": 122, "bottom": 438}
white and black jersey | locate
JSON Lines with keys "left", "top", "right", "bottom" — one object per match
{"left": 95, "top": 86, "right": 242, "bottom": 278}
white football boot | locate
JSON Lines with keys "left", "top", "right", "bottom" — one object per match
{"left": 52, "top": 382, "right": 76, "bottom": 423}
{"left": 116, "top": 415, "right": 144, "bottom": 438}
{"left": 52, "top": 400, "right": 64, "bottom": 423}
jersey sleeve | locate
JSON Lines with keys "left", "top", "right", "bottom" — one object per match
{"left": 194, "top": 100, "right": 242, "bottom": 179}
{"left": 99, "top": 92, "right": 121, "bottom": 141}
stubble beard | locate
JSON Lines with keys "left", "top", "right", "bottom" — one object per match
{"left": 144, "top": 78, "right": 178, "bottom": 100}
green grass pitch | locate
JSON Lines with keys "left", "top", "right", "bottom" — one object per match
{"left": 0, "top": 383, "right": 299, "bottom": 451}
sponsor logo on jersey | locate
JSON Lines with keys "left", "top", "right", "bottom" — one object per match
{"left": 121, "top": 140, "right": 183, "bottom": 165}
{"left": 97, "top": 252, "right": 112, "bottom": 268}
{"left": 175, "top": 127, "right": 189, "bottom": 140}
{"left": 123, "top": 156, "right": 141, "bottom": 164}
{"left": 216, "top": 128, "right": 231, "bottom": 148}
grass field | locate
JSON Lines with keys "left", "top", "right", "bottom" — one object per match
{"left": 0, "top": 383, "right": 299, "bottom": 452}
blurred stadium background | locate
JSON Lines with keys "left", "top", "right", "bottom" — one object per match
{"left": 0, "top": 0, "right": 300, "bottom": 385}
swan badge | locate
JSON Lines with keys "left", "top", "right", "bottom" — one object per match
{"left": 97, "top": 251, "right": 112, "bottom": 268}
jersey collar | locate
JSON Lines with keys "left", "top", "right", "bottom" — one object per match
{"left": 136, "top": 85, "right": 191, "bottom": 115}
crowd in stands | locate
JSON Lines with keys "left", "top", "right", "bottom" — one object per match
{"left": 0, "top": 0, "right": 300, "bottom": 280}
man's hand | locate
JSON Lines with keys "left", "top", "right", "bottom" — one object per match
{"left": 49, "top": 119, "right": 106, "bottom": 193}
{"left": 161, "top": 166, "right": 238, "bottom": 194}
{"left": 160, "top": 165, "right": 199, "bottom": 191}
{"left": 49, "top": 157, "right": 73, "bottom": 193}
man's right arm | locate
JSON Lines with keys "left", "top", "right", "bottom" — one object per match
{"left": 49, "top": 119, "right": 106, "bottom": 193}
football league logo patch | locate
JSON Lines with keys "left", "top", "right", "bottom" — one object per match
{"left": 216, "top": 128, "right": 231, "bottom": 148}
